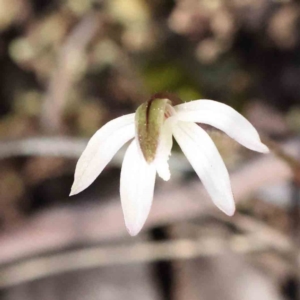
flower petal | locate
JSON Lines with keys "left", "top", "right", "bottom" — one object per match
{"left": 120, "top": 139, "right": 156, "bottom": 236}
{"left": 175, "top": 100, "right": 269, "bottom": 153}
{"left": 70, "top": 114, "right": 135, "bottom": 196}
{"left": 173, "top": 121, "right": 235, "bottom": 216}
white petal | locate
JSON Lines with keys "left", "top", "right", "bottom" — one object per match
{"left": 120, "top": 139, "right": 156, "bottom": 236}
{"left": 173, "top": 121, "right": 235, "bottom": 216}
{"left": 154, "top": 118, "right": 175, "bottom": 181}
{"left": 70, "top": 114, "right": 135, "bottom": 196}
{"left": 175, "top": 100, "right": 269, "bottom": 153}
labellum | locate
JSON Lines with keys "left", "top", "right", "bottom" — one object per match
{"left": 135, "top": 97, "right": 171, "bottom": 163}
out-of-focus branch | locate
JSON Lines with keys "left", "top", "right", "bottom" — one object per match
{"left": 0, "top": 231, "right": 290, "bottom": 289}
{"left": 40, "top": 12, "right": 102, "bottom": 132}
{"left": 0, "top": 140, "right": 295, "bottom": 265}
{"left": 0, "top": 136, "right": 190, "bottom": 171}
{"left": 211, "top": 212, "right": 292, "bottom": 253}
{"left": 0, "top": 137, "right": 87, "bottom": 159}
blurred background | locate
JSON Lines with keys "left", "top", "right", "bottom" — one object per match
{"left": 0, "top": 0, "right": 299, "bottom": 299}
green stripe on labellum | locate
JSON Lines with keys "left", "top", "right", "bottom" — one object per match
{"left": 135, "top": 98, "right": 171, "bottom": 163}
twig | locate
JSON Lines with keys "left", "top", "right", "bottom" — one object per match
{"left": 0, "top": 142, "right": 294, "bottom": 265}
{"left": 0, "top": 136, "right": 190, "bottom": 171}
{"left": 211, "top": 212, "right": 292, "bottom": 253}
{"left": 40, "top": 12, "right": 102, "bottom": 132}
{"left": 0, "top": 137, "right": 87, "bottom": 159}
{"left": 0, "top": 233, "right": 287, "bottom": 289}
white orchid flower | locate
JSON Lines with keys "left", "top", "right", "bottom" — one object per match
{"left": 70, "top": 93, "right": 269, "bottom": 236}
